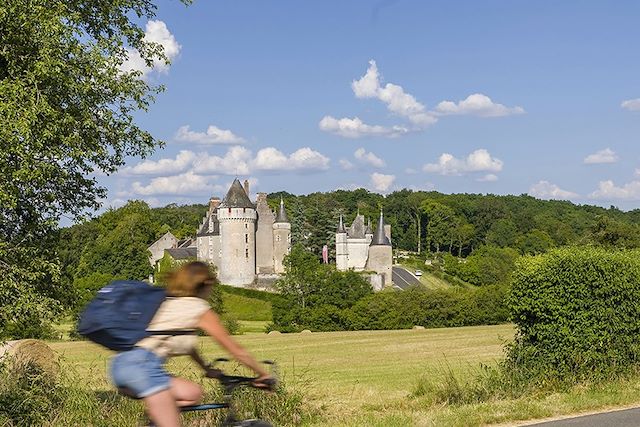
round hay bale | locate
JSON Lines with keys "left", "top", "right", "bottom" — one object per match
{"left": 412, "top": 326, "right": 425, "bottom": 330}
{"left": 0, "top": 339, "right": 59, "bottom": 377}
{"left": 267, "top": 331, "right": 282, "bottom": 336}
{"left": 300, "top": 329, "right": 312, "bottom": 334}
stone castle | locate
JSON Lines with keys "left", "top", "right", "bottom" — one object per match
{"left": 148, "top": 179, "right": 393, "bottom": 289}
{"left": 336, "top": 211, "right": 393, "bottom": 290}
{"left": 149, "top": 178, "right": 291, "bottom": 287}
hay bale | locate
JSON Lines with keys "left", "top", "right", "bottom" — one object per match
{"left": 267, "top": 331, "right": 282, "bottom": 336}
{"left": 412, "top": 326, "right": 425, "bottom": 330}
{"left": 0, "top": 339, "right": 59, "bottom": 377}
{"left": 300, "top": 329, "right": 312, "bottom": 334}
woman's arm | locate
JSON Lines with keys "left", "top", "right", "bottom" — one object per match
{"left": 197, "top": 310, "right": 269, "bottom": 378}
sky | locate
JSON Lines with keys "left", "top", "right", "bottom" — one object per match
{"left": 102, "top": 0, "right": 640, "bottom": 211}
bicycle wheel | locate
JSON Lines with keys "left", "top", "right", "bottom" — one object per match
{"left": 231, "top": 420, "right": 272, "bottom": 427}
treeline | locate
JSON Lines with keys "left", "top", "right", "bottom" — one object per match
{"left": 271, "top": 245, "right": 509, "bottom": 332}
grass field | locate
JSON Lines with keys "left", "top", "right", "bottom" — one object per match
{"left": 221, "top": 291, "right": 272, "bottom": 322}
{"left": 49, "top": 325, "right": 514, "bottom": 425}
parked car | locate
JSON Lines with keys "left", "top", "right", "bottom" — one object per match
{"left": 414, "top": 269, "right": 423, "bottom": 277}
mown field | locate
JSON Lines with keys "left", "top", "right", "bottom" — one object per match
{"left": 49, "top": 325, "right": 512, "bottom": 425}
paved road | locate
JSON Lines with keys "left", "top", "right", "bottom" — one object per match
{"left": 392, "top": 266, "right": 421, "bottom": 289}
{"left": 525, "top": 407, "right": 640, "bottom": 426}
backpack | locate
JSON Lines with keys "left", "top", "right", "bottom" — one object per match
{"left": 77, "top": 280, "right": 193, "bottom": 351}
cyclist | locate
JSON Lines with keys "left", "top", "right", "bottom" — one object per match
{"left": 109, "top": 261, "right": 273, "bottom": 427}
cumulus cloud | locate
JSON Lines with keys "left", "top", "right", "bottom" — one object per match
{"left": 318, "top": 116, "right": 408, "bottom": 138}
{"left": 354, "top": 147, "right": 385, "bottom": 168}
{"left": 351, "top": 60, "right": 437, "bottom": 126}
{"left": 339, "top": 159, "right": 355, "bottom": 170}
{"left": 589, "top": 180, "right": 640, "bottom": 200}
{"left": 123, "top": 150, "right": 195, "bottom": 175}
{"left": 175, "top": 125, "right": 245, "bottom": 145}
{"left": 433, "top": 93, "right": 525, "bottom": 117}
{"left": 423, "top": 149, "right": 503, "bottom": 176}
{"left": 120, "top": 20, "right": 181, "bottom": 78}
{"left": 621, "top": 98, "right": 640, "bottom": 111}
{"left": 584, "top": 148, "right": 618, "bottom": 164}
{"left": 370, "top": 172, "right": 396, "bottom": 193}
{"left": 131, "top": 172, "right": 219, "bottom": 196}
{"left": 529, "top": 181, "right": 579, "bottom": 200}
{"left": 477, "top": 174, "right": 499, "bottom": 182}
{"left": 252, "top": 147, "right": 330, "bottom": 172}
{"left": 195, "top": 146, "right": 253, "bottom": 175}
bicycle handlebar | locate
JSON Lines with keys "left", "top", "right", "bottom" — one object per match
{"left": 206, "top": 358, "right": 278, "bottom": 392}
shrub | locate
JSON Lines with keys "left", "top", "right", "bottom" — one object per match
{"left": 507, "top": 247, "right": 640, "bottom": 385}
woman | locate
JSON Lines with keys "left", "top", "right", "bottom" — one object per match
{"left": 109, "top": 261, "right": 273, "bottom": 427}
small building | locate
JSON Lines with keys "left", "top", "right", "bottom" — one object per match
{"left": 148, "top": 231, "right": 178, "bottom": 267}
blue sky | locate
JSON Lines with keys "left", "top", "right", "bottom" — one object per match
{"left": 103, "top": 0, "right": 640, "bottom": 210}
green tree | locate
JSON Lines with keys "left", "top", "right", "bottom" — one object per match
{"left": 0, "top": 0, "right": 189, "bottom": 338}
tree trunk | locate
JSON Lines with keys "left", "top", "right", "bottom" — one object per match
{"left": 416, "top": 212, "right": 421, "bottom": 254}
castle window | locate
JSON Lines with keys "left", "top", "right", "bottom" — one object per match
{"left": 245, "top": 223, "right": 248, "bottom": 229}
{"left": 243, "top": 207, "right": 246, "bottom": 213}
{"left": 245, "top": 234, "right": 249, "bottom": 243}
{"left": 245, "top": 248, "right": 249, "bottom": 258}
{"left": 275, "top": 235, "right": 281, "bottom": 242}
{"left": 228, "top": 208, "right": 231, "bottom": 214}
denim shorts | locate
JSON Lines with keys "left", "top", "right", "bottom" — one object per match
{"left": 109, "top": 347, "right": 171, "bottom": 398}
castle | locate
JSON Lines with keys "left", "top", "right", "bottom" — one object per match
{"left": 148, "top": 179, "right": 393, "bottom": 289}
{"left": 149, "top": 178, "right": 291, "bottom": 287}
{"left": 335, "top": 211, "right": 393, "bottom": 290}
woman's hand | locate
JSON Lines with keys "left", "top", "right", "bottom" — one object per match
{"left": 252, "top": 374, "right": 277, "bottom": 390}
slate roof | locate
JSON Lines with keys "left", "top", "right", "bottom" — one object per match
{"left": 196, "top": 213, "right": 220, "bottom": 236}
{"left": 347, "top": 214, "right": 366, "bottom": 239}
{"left": 274, "top": 198, "right": 289, "bottom": 223}
{"left": 370, "top": 212, "right": 391, "bottom": 246}
{"left": 166, "top": 247, "right": 197, "bottom": 260}
{"left": 220, "top": 179, "right": 255, "bottom": 209}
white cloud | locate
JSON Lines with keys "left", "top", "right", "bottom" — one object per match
{"left": 195, "top": 146, "right": 253, "bottom": 175}
{"left": 120, "top": 20, "right": 181, "bottom": 78}
{"left": 370, "top": 173, "right": 395, "bottom": 193}
{"left": 529, "top": 181, "right": 579, "bottom": 200}
{"left": 252, "top": 147, "right": 330, "bottom": 172}
{"left": 635, "top": 168, "right": 640, "bottom": 177}
{"left": 318, "top": 116, "right": 408, "bottom": 138}
{"left": 589, "top": 180, "right": 640, "bottom": 200}
{"left": 423, "top": 149, "right": 503, "bottom": 176}
{"left": 339, "top": 159, "right": 355, "bottom": 170}
{"left": 354, "top": 147, "right": 385, "bottom": 168}
{"left": 175, "top": 125, "right": 245, "bottom": 145}
{"left": 621, "top": 98, "right": 640, "bottom": 111}
{"left": 351, "top": 60, "right": 437, "bottom": 126}
{"left": 477, "top": 174, "right": 499, "bottom": 182}
{"left": 131, "top": 172, "right": 219, "bottom": 196}
{"left": 123, "top": 150, "right": 196, "bottom": 175}
{"left": 584, "top": 148, "right": 618, "bottom": 164}
{"left": 433, "top": 93, "right": 525, "bottom": 117}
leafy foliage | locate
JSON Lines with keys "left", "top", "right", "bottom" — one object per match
{"left": 507, "top": 247, "right": 640, "bottom": 385}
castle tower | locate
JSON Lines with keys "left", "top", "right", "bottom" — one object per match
{"left": 366, "top": 210, "right": 393, "bottom": 287}
{"left": 255, "top": 193, "right": 275, "bottom": 274}
{"left": 217, "top": 179, "right": 257, "bottom": 287}
{"left": 272, "top": 197, "right": 291, "bottom": 274}
{"left": 336, "top": 215, "right": 348, "bottom": 271}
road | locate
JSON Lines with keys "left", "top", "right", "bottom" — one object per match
{"left": 392, "top": 266, "right": 421, "bottom": 289}
{"left": 525, "top": 407, "right": 640, "bottom": 426}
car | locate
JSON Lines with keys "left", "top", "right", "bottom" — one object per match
{"left": 414, "top": 270, "right": 423, "bottom": 277}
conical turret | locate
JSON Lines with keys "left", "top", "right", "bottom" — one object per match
{"left": 370, "top": 210, "right": 390, "bottom": 246}
{"left": 337, "top": 214, "right": 347, "bottom": 233}
{"left": 274, "top": 197, "right": 289, "bottom": 223}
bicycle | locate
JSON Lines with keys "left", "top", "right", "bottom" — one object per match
{"left": 119, "top": 358, "right": 277, "bottom": 427}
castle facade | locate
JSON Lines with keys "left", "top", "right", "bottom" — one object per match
{"left": 336, "top": 211, "right": 393, "bottom": 289}
{"left": 195, "top": 179, "right": 291, "bottom": 287}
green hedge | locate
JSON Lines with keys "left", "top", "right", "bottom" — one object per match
{"left": 508, "top": 247, "right": 640, "bottom": 384}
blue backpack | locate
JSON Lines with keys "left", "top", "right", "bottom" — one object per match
{"left": 77, "top": 280, "right": 191, "bottom": 351}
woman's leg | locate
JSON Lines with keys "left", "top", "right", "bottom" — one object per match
{"left": 170, "top": 377, "right": 203, "bottom": 407}
{"left": 144, "top": 389, "right": 180, "bottom": 427}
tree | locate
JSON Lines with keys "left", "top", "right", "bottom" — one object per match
{"left": 0, "top": 0, "right": 188, "bottom": 338}
{"left": 421, "top": 200, "right": 455, "bottom": 253}
{"left": 277, "top": 244, "right": 324, "bottom": 309}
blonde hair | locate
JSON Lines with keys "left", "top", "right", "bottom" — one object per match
{"left": 166, "top": 261, "right": 218, "bottom": 297}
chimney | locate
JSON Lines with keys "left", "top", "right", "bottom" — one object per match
{"left": 209, "top": 197, "right": 221, "bottom": 214}
{"left": 243, "top": 179, "right": 250, "bottom": 196}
